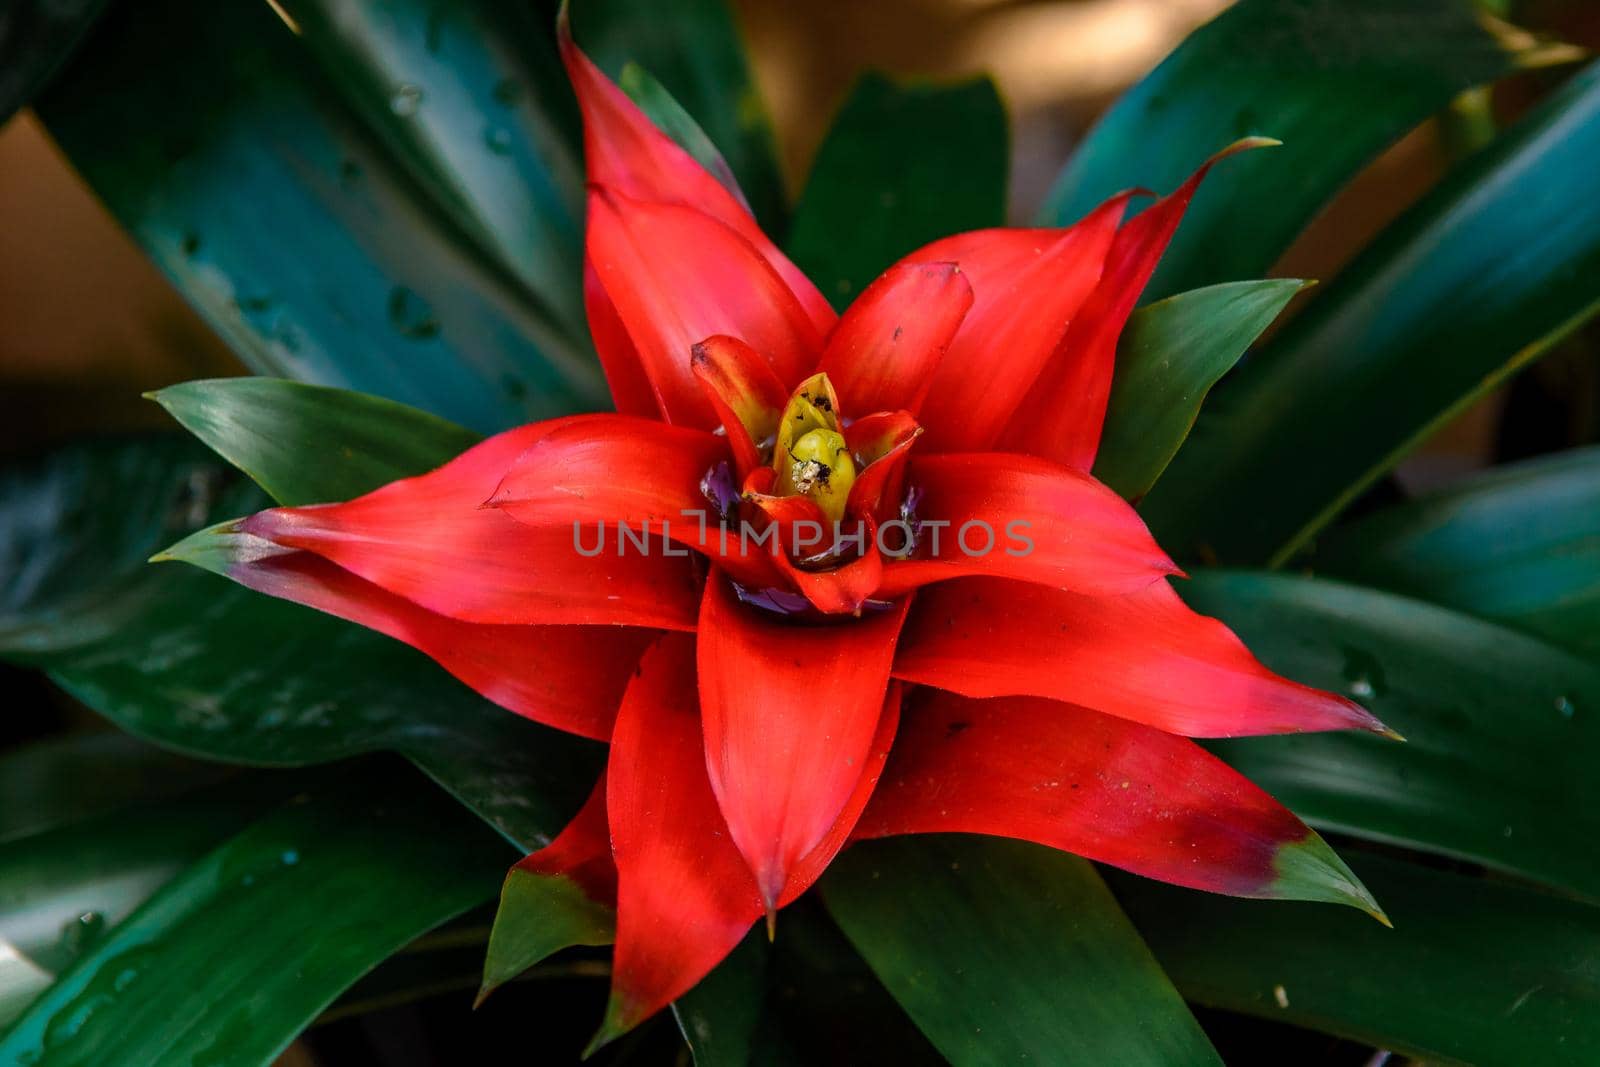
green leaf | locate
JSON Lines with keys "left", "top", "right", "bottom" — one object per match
{"left": 275, "top": 0, "right": 587, "bottom": 342}
{"left": 822, "top": 836, "right": 1221, "bottom": 1067}
{"left": 1313, "top": 446, "right": 1600, "bottom": 654}
{"left": 0, "top": 0, "right": 107, "bottom": 125}
{"left": 571, "top": 0, "right": 788, "bottom": 237}
{"left": 1178, "top": 570, "right": 1600, "bottom": 899}
{"left": 621, "top": 62, "right": 748, "bottom": 211}
{"left": 0, "top": 765, "right": 511, "bottom": 1066}
{"left": 1143, "top": 59, "right": 1600, "bottom": 566}
{"left": 786, "top": 74, "right": 1008, "bottom": 308}
{"left": 1095, "top": 280, "right": 1307, "bottom": 500}
{"left": 0, "top": 731, "right": 235, "bottom": 845}
{"left": 0, "top": 437, "right": 597, "bottom": 851}
{"left": 37, "top": 0, "right": 607, "bottom": 434}
{"left": 478, "top": 866, "right": 613, "bottom": 1005}
{"left": 1039, "top": 0, "right": 1578, "bottom": 300}
{"left": 150, "top": 377, "right": 481, "bottom": 506}
{"left": 1114, "top": 852, "right": 1600, "bottom": 1065}
{"left": 672, "top": 932, "right": 771, "bottom": 1067}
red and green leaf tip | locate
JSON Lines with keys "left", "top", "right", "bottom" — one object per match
{"left": 157, "top": 10, "right": 1395, "bottom": 1050}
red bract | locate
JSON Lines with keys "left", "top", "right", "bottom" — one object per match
{"left": 192, "top": 18, "right": 1395, "bottom": 1046}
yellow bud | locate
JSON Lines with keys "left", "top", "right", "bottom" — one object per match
{"left": 778, "top": 427, "right": 855, "bottom": 524}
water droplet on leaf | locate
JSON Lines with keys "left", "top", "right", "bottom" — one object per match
{"left": 390, "top": 84, "right": 424, "bottom": 116}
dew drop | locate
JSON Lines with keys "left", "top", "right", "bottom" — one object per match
{"left": 390, "top": 84, "right": 424, "bottom": 116}
{"left": 60, "top": 911, "right": 106, "bottom": 954}
{"left": 113, "top": 968, "right": 139, "bottom": 993}
{"left": 1348, "top": 676, "right": 1376, "bottom": 700}
{"left": 281, "top": 849, "right": 300, "bottom": 866}
{"left": 387, "top": 286, "right": 440, "bottom": 340}
{"left": 1340, "top": 646, "right": 1387, "bottom": 700}
{"left": 484, "top": 125, "right": 513, "bottom": 155}
{"left": 492, "top": 77, "right": 521, "bottom": 107}
{"left": 1556, "top": 694, "right": 1577, "bottom": 719}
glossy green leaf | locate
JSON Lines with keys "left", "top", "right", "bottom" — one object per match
{"left": 786, "top": 74, "right": 1008, "bottom": 308}
{"left": 38, "top": 0, "right": 607, "bottom": 434}
{"left": 570, "top": 0, "right": 788, "bottom": 236}
{"left": 1314, "top": 446, "right": 1600, "bottom": 654}
{"left": 150, "top": 377, "right": 481, "bottom": 507}
{"left": 823, "top": 836, "right": 1221, "bottom": 1067}
{"left": 0, "top": 766, "right": 511, "bottom": 1066}
{"left": 277, "top": 0, "right": 587, "bottom": 340}
{"left": 479, "top": 866, "right": 613, "bottom": 1005}
{"left": 1095, "top": 280, "right": 1307, "bottom": 500}
{"left": 1114, "top": 852, "right": 1600, "bottom": 1065}
{"left": 0, "top": 0, "right": 106, "bottom": 124}
{"left": 1040, "top": 0, "right": 1577, "bottom": 299}
{"left": 0, "top": 437, "right": 598, "bottom": 851}
{"left": 1178, "top": 570, "right": 1600, "bottom": 898}
{"left": 1144, "top": 59, "right": 1600, "bottom": 566}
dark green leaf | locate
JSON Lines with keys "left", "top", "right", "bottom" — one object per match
{"left": 1040, "top": 0, "right": 1577, "bottom": 300}
{"left": 1179, "top": 570, "right": 1600, "bottom": 898}
{"left": 1143, "top": 59, "right": 1600, "bottom": 565}
{"left": 823, "top": 836, "right": 1220, "bottom": 1067}
{"left": 571, "top": 0, "right": 788, "bottom": 236}
{"left": 0, "top": 0, "right": 107, "bottom": 125}
{"left": 0, "top": 765, "right": 510, "bottom": 1066}
{"left": 277, "top": 0, "right": 588, "bottom": 338}
{"left": 1114, "top": 852, "right": 1600, "bottom": 1065}
{"left": 479, "top": 866, "right": 613, "bottom": 1005}
{"left": 1096, "top": 280, "right": 1307, "bottom": 499}
{"left": 673, "top": 932, "right": 771, "bottom": 1067}
{"left": 0, "top": 438, "right": 597, "bottom": 851}
{"left": 150, "top": 377, "right": 481, "bottom": 506}
{"left": 38, "top": 0, "right": 607, "bottom": 434}
{"left": 1314, "top": 446, "right": 1600, "bottom": 654}
{"left": 0, "top": 731, "right": 235, "bottom": 845}
{"left": 787, "top": 74, "right": 1007, "bottom": 308}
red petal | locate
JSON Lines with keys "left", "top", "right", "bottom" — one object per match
{"left": 560, "top": 21, "right": 835, "bottom": 336}
{"left": 229, "top": 548, "right": 645, "bottom": 740}
{"left": 894, "top": 577, "right": 1388, "bottom": 737}
{"left": 819, "top": 262, "right": 973, "bottom": 415}
{"left": 843, "top": 411, "right": 921, "bottom": 521}
{"left": 515, "top": 772, "right": 618, "bottom": 906}
{"left": 697, "top": 570, "right": 908, "bottom": 906}
{"left": 587, "top": 189, "right": 823, "bottom": 427}
{"left": 691, "top": 334, "right": 790, "bottom": 478}
{"left": 487, "top": 413, "right": 783, "bottom": 590}
{"left": 781, "top": 682, "right": 901, "bottom": 904}
{"left": 240, "top": 422, "right": 700, "bottom": 630}
{"left": 876, "top": 452, "right": 1179, "bottom": 597}
{"left": 907, "top": 193, "right": 1130, "bottom": 450}
{"left": 597, "top": 633, "right": 762, "bottom": 1046}
{"left": 585, "top": 262, "right": 659, "bottom": 418}
{"left": 1005, "top": 140, "right": 1274, "bottom": 469}
{"left": 852, "top": 688, "right": 1381, "bottom": 910}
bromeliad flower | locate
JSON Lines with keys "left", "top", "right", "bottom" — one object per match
{"left": 163, "top": 15, "right": 1394, "bottom": 1048}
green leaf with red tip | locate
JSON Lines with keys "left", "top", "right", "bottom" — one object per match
{"left": 478, "top": 868, "right": 615, "bottom": 1006}
{"left": 150, "top": 378, "right": 482, "bottom": 507}
{"left": 569, "top": 0, "right": 788, "bottom": 236}
{"left": 822, "top": 835, "right": 1222, "bottom": 1067}
{"left": 1095, "top": 279, "right": 1308, "bottom": 500}
{"left": 1181, "top": 569, "right": 1600, "bottom": 899}
{"left": 787, "top": 73, "right": 1007, "bottom": 308}
{"left": 1114, "top": 850, "right": 1600, "bottom": 1064}
{"left": 0, "top": 763, "right": 511, "bottom": 1066}
{"left": 619, "top": 62, "right": 748, "bottom": 213}
{"left": 1041, "top": 0, "right": 1580, "bottom": 300}
{"left": 1314, "top": 446, "right": 1600, "bottom": 655}
{"left": 1145, "top": 59, "right": 1600, "bottom": 566}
